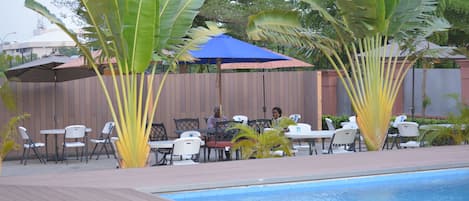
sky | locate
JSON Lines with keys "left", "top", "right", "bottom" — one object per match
{"left": 0, "top": 0, "right": 69, "bottom": 43}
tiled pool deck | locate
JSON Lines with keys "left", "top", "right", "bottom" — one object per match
{"left": 0, "top": 145, "right": 468, "bottom": 201}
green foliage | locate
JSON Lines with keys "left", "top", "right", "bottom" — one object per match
{"left": 58, "top": 47, "right": 80, "bottom": 57}
{"left": 422, "top": 95, "right": 432, "bottom": 110}
{"left": 230, "top": 118, "right": 296, "bottom": 159}
{"left": 0, "top": 114, "right": 30, "bottom": 160}
{"left": 423, "top": 94, "right": 469, "bottom": 146}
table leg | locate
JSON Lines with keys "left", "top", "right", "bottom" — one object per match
{"left": 45, "top": 134, "right": 49, "bottom": 161}
{"left": 321, "top": 138, "right": 326, "bottom": 150}
{"left": 54, "top": 135, "right": 59, "bottom": 163}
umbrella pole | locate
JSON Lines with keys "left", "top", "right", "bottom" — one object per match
{"left": 262, "top": 73, "right": 266, "bottom": 118}
{"left": 217, "top": 58, "right": 223, "bottom": 116}
{"left": 54, "top": 78, "right": 57, "bottom": 128}
{"left": 411, "top": 61, "right": 416, "bottom": 121}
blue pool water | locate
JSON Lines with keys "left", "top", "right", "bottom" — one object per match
{"left": 160, "top": 168, "right": 469, "bottom": 201}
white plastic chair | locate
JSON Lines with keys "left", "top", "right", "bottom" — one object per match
{"left": 168, "top": 137, "right": 202, "bottom": 165}
{"left": 325, "top": 118, "right": 336, "bottom": 130}
{"left": 323, "top": 128, "right": 357, "bottom": 154}
{"left": 397, "top": 122, "right": 423, "bottom": 148}
{"left": 232, "top": 115, "right": 248, "bottom": 124}
{"left": 18, "top": 126, "right": 46, "bottom": 165}
{"left": 180, "top": 130, "right": 202, "bottom": 138}
{"left": 62, "top": 125, "right": 87, "bottom": 164}
{"left": 289, "top": 114, "right": 301, "bottom": 123}
{"left": 89, "top": 121, "right": 115, "bottom": 160}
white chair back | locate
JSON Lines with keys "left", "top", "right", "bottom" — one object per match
{"left": 232, "top": 115, "right": 248, "bottom": 124}
{"left": 325, "top": 118, "right": 335, "bottom": 130}
{"left": 392, "top": 115, "right": 407, "bottom": 128}
{"left": 288, "top": 123, "right": 311, "bottom": 134}
{"left": 289, "top": 114, "right": 301, "bottom": 123}
{"left": 332, "top": 128, "right": 357, "bottom": 145}
{"left": 397, "top": 122, "right": 419, "bottom": 137}
{"left": 102, "top": 122, "right": 115, "bottom": 135}
{"left": 172, "top": 137, "right": 202, "bottom": 156}
{"left": 65, "top": 125, "right": 86, "bottom": 138}
{"left": 18, "top": 126, "right": 30, "bottom": 140}
{"left": 349, "top": 116, "right": 356, "bottom": 123}
{"left": 180, "top": 130, "right": 201, "bottom": 138}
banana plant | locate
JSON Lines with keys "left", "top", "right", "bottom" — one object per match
{"left": 26, "top": 0, "right": 225, "bottom": 168}
{"left": 247, "top": 0, "right": 449, "bottom": 151}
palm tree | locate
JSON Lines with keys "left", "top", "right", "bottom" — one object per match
{"left": 247, "top": 0, "right": 449, "bottom": 151}
{"left": 26, "top": 0, "right": 225, "bottom": 168}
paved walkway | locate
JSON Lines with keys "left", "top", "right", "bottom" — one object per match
{"left": 0, "top": 145, "right": 468, "bottom": 201}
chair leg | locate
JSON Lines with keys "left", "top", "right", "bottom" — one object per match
{"left": 96, "top": 144, "right": 104, "bottom": 160}
{"left": 102, "top": 143, "right": 110, "bottom": 158}
{"left": 89, "top": 143, "right": 99, "bottom": 159}
{"left": 21, "top": 147, "right": 26, "bottom": 165}
{"left": 24, "top": 148, "right": 31, "bottom": 165}
{"left": 32, "top": 147, "right": 45, "bottom": 164}
{"left": 62, "top": 145, "right": 67, "bottom": 164}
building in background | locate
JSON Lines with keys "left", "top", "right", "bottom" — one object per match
{"left": 2, "top": 28, "right": 76, "bottom": 59}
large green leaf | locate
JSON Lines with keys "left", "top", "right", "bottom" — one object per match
{"left": 336, "top": 0, "right": 385, "bottom": 37}
{"left": 388, "top": 0, "right": 449, "bottom": 40}
{"left": 158, "top": 0, "right": 204, "bottom": 54}
{"left": 121, "top": 0, "right": 157, "bottom": 73}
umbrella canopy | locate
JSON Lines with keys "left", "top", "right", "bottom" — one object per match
{"left": 221, "top": 52, "right": 313, "bottom": 70}
{"left": 190, "top": 34, "right": 288, "bottom": 64}
{"left": 189, "top": 34, "right": 289, "bottom": 113}
{"left": 5, "top": 55, "right": 97, "bottom": 82}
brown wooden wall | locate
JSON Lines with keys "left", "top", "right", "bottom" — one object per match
{"left": 1, "top": 71, "right": 321, "bottom": 159}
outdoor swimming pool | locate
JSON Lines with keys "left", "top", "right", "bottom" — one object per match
{"left": 160, "top": 168, "right": 469, "bottom": 201}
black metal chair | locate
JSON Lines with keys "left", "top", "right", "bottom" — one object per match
{"left": 174, "top": 118, "right": 200, "bottom": 135}
{"left": 248, "top": 119, "right": 272, "bottom": 134}
{"left": 206, "top": 120, "right": 241, "bottom": 161}
{"left": 148, "top": 123, "right": 170, "bottom": 165}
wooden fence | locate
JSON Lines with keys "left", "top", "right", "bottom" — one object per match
{"left": 1, "top": 71, "right": 321, "bottom": 159}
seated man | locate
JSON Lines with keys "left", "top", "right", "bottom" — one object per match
{"left": 207, "top": 106, "right": 228, "bottom": 129}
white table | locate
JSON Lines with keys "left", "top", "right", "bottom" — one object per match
{"left": 285, "top": 130, "right": 335, "bottom": 155}
{"left": 40, "top": 128, "right": 92, "bottom": 162}
{"left": 419, "top": 124, "right": 458, "bottom": 130}
{"left": 148, "top": 140, "right": 205, "bottom": 149}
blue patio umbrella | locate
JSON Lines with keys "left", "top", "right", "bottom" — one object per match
{"left": 189, "top": 34, "right": 289, "bottom": 114}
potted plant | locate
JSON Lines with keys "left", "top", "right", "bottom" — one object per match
{"left": 230, "top": 118, "right": 296, "bottom": 159}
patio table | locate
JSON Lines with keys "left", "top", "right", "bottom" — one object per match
{"left": 285, "top": 130, "right": 335, "bottom": 155}
{"left": 40, "top": 128, "right": 92, "bottom": 163}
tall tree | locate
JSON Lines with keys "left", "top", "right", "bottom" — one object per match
{"left": 247, "top": 0, "right": 449, "bottom": 151}
{"left": 27, "top": 0, "right": 224, "bottom": 168}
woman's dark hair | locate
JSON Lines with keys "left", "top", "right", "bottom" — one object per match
{"left": 272, "top": 107, "right": 282, "bottom": 116}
